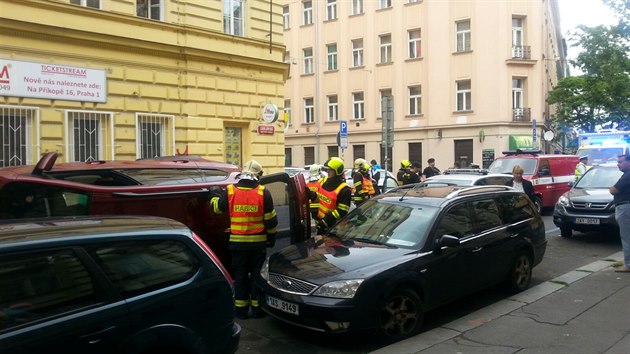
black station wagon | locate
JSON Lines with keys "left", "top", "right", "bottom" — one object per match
{"left": 256, "top": 185, "right": 547, "bottom": 341}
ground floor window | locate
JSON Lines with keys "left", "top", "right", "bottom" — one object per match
{"left": 136, "top": 113, "right": 174, "bottom": 159}
{"left": 224, "top": 127, "right": 242, "bottom": 166}
{"left": 0, "top": 105, "right": 38, "bottom": 167}
{"left": 66, "top": 110, "right": 113, "bottom": 162}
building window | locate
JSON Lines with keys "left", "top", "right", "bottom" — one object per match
{"left": 136, "top": 113, "right": 173, "bottom": 159}
{"left": 327, "top": 43, "right": 338, "bottom": 71}
{"left": 70, "top": 0, "right": 100, "bottom": 8}
{"left": 379, "top": 0, "right": 392, "bottom": 10}
{"left": 456, "top": 20, "right": 471, "bottom": 52}
{"left": 283, "top": 6, "right": 290, "bottom": 30}
{"left": 352, "top": 0, "right": 363, "bottom": 15}
{"left": 456, "top": 80, "right": 472, "bottom": 111}
{"left": 380, "top": 34, "right": 392, "bottom": 64}
{"left": 512, "top": 18, "right": 524, "bottom": 46}
{"left": 409, "top": 86, "right": 422, "bottom": 115}
{"left": 303, "top": 47, "right": 313, "bottom": 74}
{"left": 303, "top": 1, "right": 313, "bottom": 25}
{"left": 352, "top": 92, "right": 364, "bottom": 120}
{"left": 224, "top": 127, "right": 242, "bottom": 166}
{"left": 0, "top": 105, "right": 37, "bottom": 167}
{"left": 136, "top": 0, "right": 161, "bottom": 20}
{"left": 285, "top": 147, "right": 292, "bottom": 167}
{"left": 328, "top": 145, "right": 339, "bottom": 159}
{"left": 353, "top": 145, "right": 365, "bottom": 162}
{"left": 304, "top": 146, "right": 315, "bottom": 165}
{"left": 327, "top": 95, "right": 339, "bottom": 121}
{"left": 379, "top": 89, "right": 392, "bottom": 117}
{"left": 223, "top": 0, "right": 244, "bottom": 36}
{"left": 408, "top": 29, "right": 421, "bottom": 59}
{"left": 327, "top": 0, "right": 337, "bottom": 20}
{"left": 284, "top": 99, "right": 291, "bottom": 126}
{"left": 512, "top": 78, "right": 524, "bottom": 108}
{"left": 66, "top": 110, "right": 113, "bottom": 162}
{"left": 304, "top": 98, "right": 314, "bottom": 124}
{"left": 352, "top": 39, "right": 364, "bottom": 67}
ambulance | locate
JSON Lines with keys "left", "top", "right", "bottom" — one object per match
{"left": 576, "top": 130, "right": 630, "bottom": 167}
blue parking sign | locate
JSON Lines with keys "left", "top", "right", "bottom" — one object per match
{"left": 340, "top": 120, "right": 348, "bottom": 136}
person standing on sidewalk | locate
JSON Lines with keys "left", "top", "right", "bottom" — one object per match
{"left": 610, "top": 153, "right": 630, "bottom": 273}
{"left": 210, "top": 160, "right": 278, "bottom": 318}
{"left": 421, "top": 158, "right": 441, "bottom": 181}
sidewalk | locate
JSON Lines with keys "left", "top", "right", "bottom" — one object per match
{"left": 372, "top": 251, "right": 630, "bottom": 354}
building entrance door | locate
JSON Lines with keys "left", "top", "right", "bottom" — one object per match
{"left": 454, "top": 139, "right": 473, "bottom": 168}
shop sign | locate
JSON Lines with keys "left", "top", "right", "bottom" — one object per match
{"left": 0, "top": 59, "right": 106, "bottom": 103}
{"left": 257, "top": 125, "right": 275, "bottom": 135}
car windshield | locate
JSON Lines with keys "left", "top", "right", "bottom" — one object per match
{"left": 575, "top": 167, "right": 623, "bottom": 189}
{"left": 329, "top": 199, "right": 439, "bottom": 248}
{"left": 488, "top": 158, "right": 537, "bottom": 175}
{"left": 576, "top": 147, "right": 623, "bottom": 165}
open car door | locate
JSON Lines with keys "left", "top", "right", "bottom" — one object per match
{"left": 260, "top": 172, "right": 311, "bottom": 244}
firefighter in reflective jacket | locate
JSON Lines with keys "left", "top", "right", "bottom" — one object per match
{"left": 352, "top": 158, "right": 376, "bottom": 206}
{"left": 306, "top": 164, "right": 326, "bottom": 219}
{"left": 309, "top": 157, "right": 352, "bottom": 234}
{"left": 210, "top": 160, "right": 277, "bottom": 320}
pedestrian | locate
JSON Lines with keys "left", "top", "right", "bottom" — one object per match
{"left": 351, "top": 158, "right": 376, "bottom": 206}
{"left": 421, "top": 158, "right": 441, "bottom": 181}
{"left": 402, "top": 161, "right": 421, "bottom": 185}
{"left": 575, "top": 155, "right": 588, "bottom": 180}
{"left": 397, "top": 160, "right": 411, "bottom": 184}
{"left": 370, "top": 160, "right": 382, "bottom": 193}
{"left": 210, "top": 160, "right": 277, "bottom": 319}
{"left": 309, "top": 157, "right": 352, "bottom": 234}
{"left": 609, "top": 154, "right": 630, "bottom": 273}
{"left": 306, "top": 164, "right": 325, "bottom": 219}
{"left": 370, "top": 159, "right": 381, "bottom": 176}
{"left": 505, "top": 164, "right": 536, "bottom": 202}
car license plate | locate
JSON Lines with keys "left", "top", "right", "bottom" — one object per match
{"left": 267, "top": 295, "right": 299, "bottom": 315}
{"left": 576, "top": 218, "right": 600, "bottom": 225}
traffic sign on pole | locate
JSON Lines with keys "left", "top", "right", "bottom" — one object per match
{"left": 340, "top": 120, "right": 348, "bottom": 137}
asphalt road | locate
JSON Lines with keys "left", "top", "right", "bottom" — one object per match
{"left": 236, "top": 213, "right": 622, "bottom": 354}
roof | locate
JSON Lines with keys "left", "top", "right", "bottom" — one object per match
{"left": 380, "top": 185, "right": 518, "bottom": 207}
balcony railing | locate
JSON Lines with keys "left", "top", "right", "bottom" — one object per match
{"left": 511, "top": 45, "right": 531, "bottom": 60}
{"left": 513, "top": 107, "right": 531, "bottom": 122}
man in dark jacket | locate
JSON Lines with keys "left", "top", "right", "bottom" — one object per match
{"left": 211, "top": 160, "right": 277, "bottom": 319}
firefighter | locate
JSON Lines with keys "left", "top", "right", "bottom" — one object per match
{"left": 306, "top": 164, "right": 325, "bottom": 219}
{"left": 352, "top": 158, "right": 376, "bottom": 206}
{"left": 311, "top": 157, "right": 352, "bottom": 234}
{"left": 210, "top": 160, "right": 277, "bottom": 320}
{"left": 397, "top": 159, "right": 411, "bottom": 184}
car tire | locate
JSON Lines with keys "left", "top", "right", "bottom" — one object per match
{"left": 377, "top": 288, "right": 423, "bottom": 341}
{"left": 534, "top": 197, "right": 542, "bottom": 215}
{"left": 560, "top": 226, "right": 573, "bottom": 238}
{"left": 506, "top": 251, "right": 532, "bottom": 293}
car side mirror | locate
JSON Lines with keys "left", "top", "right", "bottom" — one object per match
{"left": 434, "top": 234, "right": 460, "bottom": 250}
{"left": 568, "top": 181, "right": 574, "bottom": 187}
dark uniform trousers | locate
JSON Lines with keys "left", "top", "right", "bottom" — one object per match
{"left": 232, "top": 249, "right": 267, "bottom": 310}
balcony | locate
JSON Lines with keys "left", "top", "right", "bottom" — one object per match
{"left": 513, "top": 108, "right": 531, "bottom": 122}
{"left": 511, "top": 45, "right": 531, "bottom": 59}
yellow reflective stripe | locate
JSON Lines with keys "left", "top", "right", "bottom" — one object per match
{"left": 230, "top": 223, "right": 265, "bottom": 231}
{"left": 332, "top": 210, "right": 340, "bottom": 218}
{"left": 258, "top": 185, "right": 265, "bottom": 195}
{"left": 210, "top": 197, "right": 222, "bottom": 214}
{"left": 354, "top": 181, "right": 362, "bottom": 188}
{"left": 251, "top": 299, "right": 260, "bottom": 307}
{"left": 264, "top": 209, "right": 277, "bottom": 220}
{"left": 337, "top": 203, "right": 349, "bottom": 212}
{"left": 231, "top": 216, "right": 264, "bottom": 223}
{"left": 267, "top": 226, "right": 277, "bottom": 234}
{"left": 227, "top": 184, "right": 234, "bottom": 196}
{"left": 235, "top": 299, "right": 249, "bottom": 307}
{"left": 230, "top": 234, "right": 267, "bottom": 242}
{"left": 310, "top": 202, "right": 320, "bottom": 208}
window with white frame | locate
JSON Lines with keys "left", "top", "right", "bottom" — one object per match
{"left": 224, "top": 127, "right": 242, "bottom": 166}
{"left": 327, "top": 43, "right": 338, "bottom": 71}
{"left": 66, "top": 110, "right": 113, "bottom": 162}
{"left": 409, "top": 86, "right": 422, "bottom": 115}
{"left": 352, "top": 39, "right": 364, "bottom": 67}
{"left": 327, "top": 95, "right": 338, "bottom": 121}
{"left": 284, "top": 99, "right": 291, "bottom": 126}
{"left": 70, "top": 0, "right": 100, "bottom": 8}
{"left": 283, "top": 6, "right": 290, "bottom": 30}
{"left": 352, "top": 92, "right": 364, "bottom": 120}
{"left": 327, "top": 0, "right": 337, "bottom": 20}
{"left": 303, "top": 1, "right": 313, "bottom": 25}
{"left": 379, "top": 0, "right": 392, "bottom": 9}
{"left": 136, "top": 0, "right": 161, "bottom": 20}
{"left": 512, "top": 78, "right": 524, "bottom": 108}
{"left": 512, "top": 18, "right": 524, "bottom": 46}
{"left": 456, "top": 20, "right": 471, "bottom": 52}
{"left": 223, "top": 0, "right": 244, "bottom": 36}
{"left": 304, "top": 98, "right": 314, "bottom": 124}
{"left": 408, "top": 29, "right": 421, "bottom": 59}
{"left": 456, "top": 80, "right": 472, "bottom": 111}
{"left": 0, "top": 105, "right": 37, "bottom": 167}
{"left": 379, "top": 89, "right": 392, "bottom": 116}
{"left": 352, "top": 0, "right": 363, "bottom": 15}
{"left": 136, "top": 113, "right": 173, "bottom": 159}
{"left": 380, "top": 34, "right": 392, "bottom": 64}
{"left": 303, "top": 47, "right": 313, "bottom": 74}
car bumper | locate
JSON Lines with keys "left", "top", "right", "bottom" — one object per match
{"left": 552, "top": 206, "right": 617, "bottom": 230}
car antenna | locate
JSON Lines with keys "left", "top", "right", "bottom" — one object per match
{"left": 399, "top": 189, "right": 410, "bottom": 202}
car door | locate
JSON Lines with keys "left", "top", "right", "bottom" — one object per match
{"left": 0, "top": 248, "right": 129, "bottom": 354}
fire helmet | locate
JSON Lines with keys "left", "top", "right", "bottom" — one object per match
{"left": 323, "top": 157, "right": 345, "bottom": 175}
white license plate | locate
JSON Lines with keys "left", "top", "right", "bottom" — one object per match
{"left": 267, "top": 296, "right": 299, "bottom": 315}
{"left": 576, "top": 218, "right": 600, "bottom": 225}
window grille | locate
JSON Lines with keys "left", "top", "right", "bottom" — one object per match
{"left": 136, "top": 113, "right": 174, "bottom": 159}
{"left": 66, "top": 110, "right": 113, "bottom": 162}
{"left": 0, "top": 105, "right": 38, "bottom": 167}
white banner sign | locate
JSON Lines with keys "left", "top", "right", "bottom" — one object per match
{"left": 0, "top": 59, "right": 107, "bottom": 103}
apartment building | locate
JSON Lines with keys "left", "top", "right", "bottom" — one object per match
{"left": 0, "top": 0, "right": 288, "bottom": 170}
{"left": 281, "top": 0, "right": 568, "bottom": 171}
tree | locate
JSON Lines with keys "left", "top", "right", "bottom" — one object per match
{"left": 547, "top": 1, "right": 630, "bottom": 132}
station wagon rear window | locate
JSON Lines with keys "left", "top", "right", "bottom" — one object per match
{"left": 47, "top": 169, "right": 229, "bottom": 186}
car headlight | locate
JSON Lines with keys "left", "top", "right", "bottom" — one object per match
{"left": 312, "top": 279, "right": 364, "bottom": 299}
{"left": 260, "top": 258, "right": 269, "bottom": 281}
{"left": 557, "top": 195, "right": 569, "bottom": 207}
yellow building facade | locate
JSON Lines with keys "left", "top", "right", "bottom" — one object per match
{"left": 0, "top": 0, "right": 288, "bottom": 171}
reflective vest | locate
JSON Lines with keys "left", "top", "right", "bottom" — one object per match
{"left": 574, "top": 162, "right": 589, "bottom": 179}
{"left": 362, "top": 175, "right": 376, "bottom": 196}
{"left": 227, "top": 184, "right": 267, "bottom": 244}
{"left": 306, "top": 179, "right": 323, "bottom": 211}
{"left": 317, "top": 183, "right": 347, "bottom": 219}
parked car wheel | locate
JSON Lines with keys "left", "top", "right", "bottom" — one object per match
{"left": 378, "top": 288, "right": 423, "bottom": 341}
{"left": 533, "top": 197, "right": 542, "bottom": 215}
{"left": 507, "top": 251, "right": 532, "bottom": 293}
{"left": 560, "top": 225, "right": 573, "bottom": 238}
